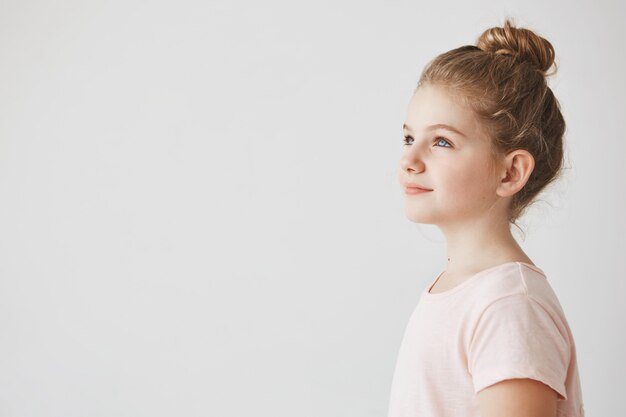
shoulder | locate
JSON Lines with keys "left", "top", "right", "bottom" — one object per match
{"left": 469, "top": 262, "right": 571, "bottom": 348}
{"left": 463, "top": 263, "right": 574, "bottom": 409}
{"left": 469, "top": 262, "right": 564, "bottom": 318}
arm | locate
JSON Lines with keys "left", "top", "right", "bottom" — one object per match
{"left": 477, "top": 378, "right": 558, "bottom": 417}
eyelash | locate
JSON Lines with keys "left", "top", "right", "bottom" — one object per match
{"left": 403, "top": 136, "right": 453, "bottom": 148}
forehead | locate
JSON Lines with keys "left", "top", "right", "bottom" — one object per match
{"left": 405, "top": 84, "right": 477, "bottom": 134}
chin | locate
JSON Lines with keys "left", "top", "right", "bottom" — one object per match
{"left": 404, "top": 208, "right": 438, "bottom": 225}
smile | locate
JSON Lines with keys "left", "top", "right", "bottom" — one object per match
{"left": 405, "top": 187, "right": 433, "bottom": 195}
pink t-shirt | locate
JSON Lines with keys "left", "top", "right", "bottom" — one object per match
{"left": 386, "top": 261, "right": 585, "bottom": 417}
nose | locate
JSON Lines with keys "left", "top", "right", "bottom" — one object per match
{"left": 400, "top": 150, "right": 426, "bottom": 174}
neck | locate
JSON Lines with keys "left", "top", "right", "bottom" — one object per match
{"left": 439, "top": 215, "right": 531, "bottom": 277}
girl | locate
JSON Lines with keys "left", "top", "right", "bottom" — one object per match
{"left": 388, "top": 18, "right": 585, "bottom": 417}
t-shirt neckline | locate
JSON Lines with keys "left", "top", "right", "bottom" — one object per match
{"left": 423, "top": 261, "right": 546, "bottom": 299}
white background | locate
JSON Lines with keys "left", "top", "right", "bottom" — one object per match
{"left": 0, "top": 0, "right": 622, "bottom": 416}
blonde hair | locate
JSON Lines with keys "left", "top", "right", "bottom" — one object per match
{"left": 416, "top": 17, "right": 566, "bottom": 233}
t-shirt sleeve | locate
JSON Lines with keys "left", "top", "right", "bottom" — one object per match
{"left": 468, "top": 293, "right": 570, "bottom": 401}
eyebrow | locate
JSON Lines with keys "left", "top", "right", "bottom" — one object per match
{"left": 403, "top": 123, "right": 467, "bottom": 138}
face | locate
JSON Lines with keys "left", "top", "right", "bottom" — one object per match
{"left": 397, "top": 83, "right": 503, "bottom": 226}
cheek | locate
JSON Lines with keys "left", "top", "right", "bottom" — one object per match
{"left": 438, "top": 160, "right": 495, "bottom": 199}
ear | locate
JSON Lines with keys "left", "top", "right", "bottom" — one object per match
{"left": 496, "top": 150, "right": 535, "bottom": 198}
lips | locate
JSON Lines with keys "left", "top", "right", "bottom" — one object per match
{"left": 404, "top": 182, "right": 432, "bottom": 191}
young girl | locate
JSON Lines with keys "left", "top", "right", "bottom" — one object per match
{"left": 387, "top": 18, "right": 585, "bottom": 417}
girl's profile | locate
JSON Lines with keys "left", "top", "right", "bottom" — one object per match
{"left": 388, "top": 17, "right": 585, "bottom": 417}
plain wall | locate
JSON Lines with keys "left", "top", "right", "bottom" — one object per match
{"left": 0, "top": 0, "right": 623, "bottom": 415}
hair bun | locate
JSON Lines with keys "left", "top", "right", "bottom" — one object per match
{"left": 475, "top": 18, "right": 556, "bottom": 76}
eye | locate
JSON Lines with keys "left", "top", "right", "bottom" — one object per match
{"left": 403, "top": 136, "right": 453, "bottom": 148}
{"left": 433, "top": 137, "right": 453, "bottom": 148}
